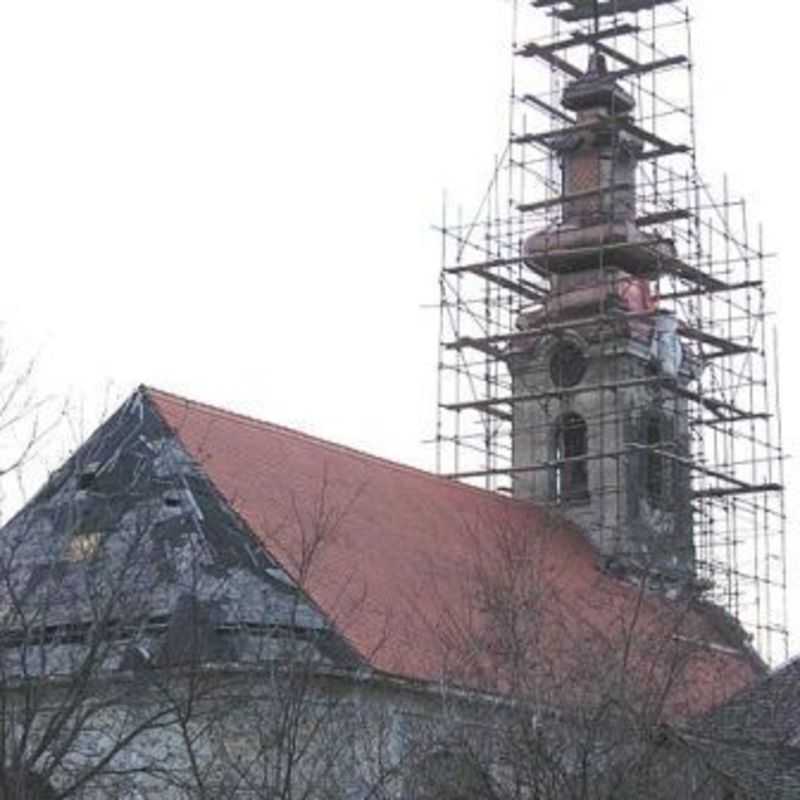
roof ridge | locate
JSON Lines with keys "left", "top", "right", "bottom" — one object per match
{"left": 141, "top": 384, "right": 529, "bottom": 509}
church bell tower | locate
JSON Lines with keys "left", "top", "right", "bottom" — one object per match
{"left": 509, "top": 54, "right": 696, "bottom": 580}
{"left": 437, "top": 0, "right": 788, "bottom": 660}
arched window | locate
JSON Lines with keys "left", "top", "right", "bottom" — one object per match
{"left": 553, "top": 413, "right": 589, "bottom": 503}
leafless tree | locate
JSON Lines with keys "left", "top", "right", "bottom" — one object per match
{"left": 149, "top": 478, "right": 409, "bottom": 800}
{"left": 0, "top": 341, "right": 67, "bottom": 526}
{"left": 402, "top": 510, "right": 766, "bottom": 800}
{"left": 0, "top": 454, "right": 191, "bottom": 797}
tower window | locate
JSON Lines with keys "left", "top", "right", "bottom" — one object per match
{"left": 549, "top": 341, "right": 587, "bottom": 388}
{"left": 643, "top": 412, "right": 675, "bottom": 510}
{"left": 554, "top": 413, "right": 589, "bottom": 503}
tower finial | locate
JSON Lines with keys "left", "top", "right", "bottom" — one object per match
{"left": 561, "top": 51, "right": 634, "bottom": 115}
{"left": 586, "top": 51, "right": 608, "bottom": 77}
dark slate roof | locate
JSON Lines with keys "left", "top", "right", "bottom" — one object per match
{"left": 1, "top": 388, "right": 352, "bottom": 673}
{"left": 680, "top": 657, "right": 800, "bottom": 798}
{"left": 142, "top": 386, "right": 761, "bottom": 715}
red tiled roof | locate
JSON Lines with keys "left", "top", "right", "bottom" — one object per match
{"left": 146, "top": 386, "right": 760, "bottom": 716}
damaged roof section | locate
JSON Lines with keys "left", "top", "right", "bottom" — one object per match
{"left": 0, "top": 388, "right": 356, "bottom": 677}
{"left": 682, "top": 657, "right": 800, "bottom": 798}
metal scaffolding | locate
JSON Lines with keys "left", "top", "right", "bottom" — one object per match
{"left": 435, "top": 0, "right": 788, "bottom": 664}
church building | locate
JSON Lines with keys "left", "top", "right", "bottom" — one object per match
{"left": 0, "top": 1, "right": 796, "bottom": 797}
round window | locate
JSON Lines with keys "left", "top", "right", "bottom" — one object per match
{"left": 549, "top": 341, "right": 587, "bottom": 387}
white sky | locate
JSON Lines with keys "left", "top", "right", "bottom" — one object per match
{"left": 0, "top": 2, "right": 797, "bottom": 650}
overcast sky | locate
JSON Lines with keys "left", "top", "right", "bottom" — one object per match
{"left": 0, "top": 2, "right": 796, "bottom": 650}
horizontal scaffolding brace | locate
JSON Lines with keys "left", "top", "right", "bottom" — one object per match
{"left": 628, "top": 444, "right": 754, "bottom": 490}
{"left": 445, "top": 448, "right": 628, "bottom": 481}
{"left": 444, "top": 253, "right": 531, "bottom": 275}
{"left": 515, "top": 114, "right": 692, "bottom": 164}
{"left": 459, "top": 267, "right": 545, "bottom": 302}
{"left": 518, "top": 183, "right": 634, "bottom": 213}
{"left": 636, "top": 208, "right": 692, "bottom": 227}
{"left": 693, "top": 484, "right": 783, "bottom": 500}
{"left": 511, "top": 116, "right": 622, "bottom": 147}
{"left": 486, "top": 408, "right": 513, "bottom": 422}
{"left": 690, "top": 412, "right": 771, "bottom": 427}
{"left": 445, "top": 309, "right": 658, "bottom": 350}
{"left": 511, "top": 115, "right": 688, "bottom": 155}
{"left": 441, "top": 375, "right": 664, "bottom": 412}
{"left": 550, "top": 0, "right": 679, "bottom": 22}
{"left": 680, "top": 325, "right": 756, "bottom": 357}
{"left": 703, "top": 347, "right": 759, "bottom": 361}
{"left": 532, "top": 0, "right": 571, "bottom": 9}
{"left": 517, "top": 94, "right": 575, "bottom": 124}
{"left": 445, "top": 240, "right": 728, "bottom": 292}
{"left": 522, "top": 23, "right": 640, "bottom": 54}
{"left": 609, "top": 116, "right": 677, "bottom": 150}
{"left": 607, "top": 55, "right": 688, "bottom": 82}
{"left": 446, "top": 310, "right": 741, "bottom": 355}
{"left": 443, "top": 366, "right": 756, "bottom": 422}
{"left": 640, "top": 143, "right": 692, "bottom": 160}
{"left": 659, "top": 280, "right": 763, "bottom": 302}
{"left": 444, "top": 449, "right": 712, "bottom": 482}
{"left": 594, "top": 41, "right": 639, "bottom": 69}
{"left": 447, "top": 446, "right": 778, "bottom": 496}
{"left": 671, "top": 386, "right": 753, "bottom": 421}
{"left": 511, "top": 103, "right": 690, "bottom": 158}
{"left": 448, "top": 313, "right": 745, "bottom": 360}
{"left": 656, "top": 254, "right": 728, "bottom": 291}
{"left": 514, "top": 41, "right": 582, "bottom": 77}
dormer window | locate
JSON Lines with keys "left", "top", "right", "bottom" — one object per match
{"left": 163, "top": 491, "right": 183, "bottom": 509}
{"left": 67, "top": 531, "right": 102, "bottom": 562}
{"left": 77, "top": 462, "right": 102, "bottom": 491}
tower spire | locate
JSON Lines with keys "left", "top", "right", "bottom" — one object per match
{"left": 510, "top": 44, "right": 697, "bottom": 580}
